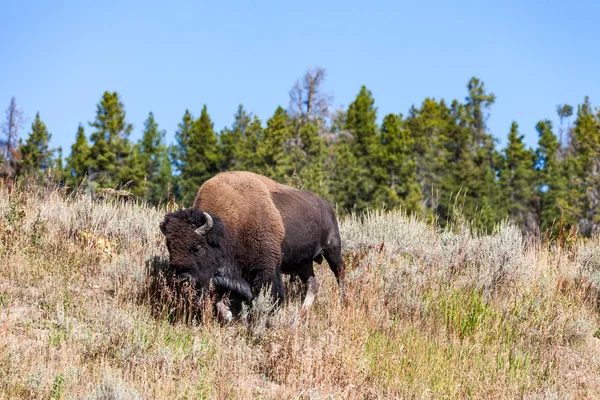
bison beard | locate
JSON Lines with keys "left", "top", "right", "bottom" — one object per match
{"left": 160, "top": 171, "right": 345, "bottom": 322}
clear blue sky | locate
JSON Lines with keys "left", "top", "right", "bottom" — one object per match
{"left": 1, "top": 0, "right": 599, "bottom": 154}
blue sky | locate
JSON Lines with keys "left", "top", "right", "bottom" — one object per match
{"left": 1, "top": 0, "right": 599, "bottom": 154}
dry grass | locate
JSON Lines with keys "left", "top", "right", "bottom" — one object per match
{"left": 1, "top": 183, "right": 600, "bottom": 399}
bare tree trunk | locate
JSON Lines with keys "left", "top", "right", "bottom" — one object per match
{"left": 288, "top": 67, "right": 332, "bottom": 145}
{"left": 2, "top": 97, "right": 24, "bottom": 177}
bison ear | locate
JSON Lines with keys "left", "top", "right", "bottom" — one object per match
{"left": 159, "top": 220, "right": 168, "bottom": 236}
{"left": 205, "top": 216, "right": 224, "bottom": 247}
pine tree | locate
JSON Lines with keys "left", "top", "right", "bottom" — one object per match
{"left": 172, "top": 106, "right": 220, "bottom": 204}
{"left": 52, "top": 146, "right": 67, "bottom": 184}
{"left": 19, "top": 112, "right": 54, "bottom": 180}
{"left": 220, "top": 105, "right": 251, "bottom": 171}
{"left": 464, "top": 78, "right": 500, "bottom": 231}
{"left": 465, "top": 77, "right": 496, "bottom": 151}
{"left": 405, "top": 98, "right": 452, "bottom": 221}
{"left": 88, "top": 91, "right": 134, "bottom": 191}
{"left": 443, "top": 101, "right": 478, "bottom": 219}
{"left": 170, "top": 109, "right": 194, "bottom": 200}
{"left": 346, "top": 86, "right": 378, "bottom": 159}
{"left": 289, "top": 122, "right": 330, "bottom": 198}
{"left": 556, "top": 104, "right": 574, "bottom": 150}
{"left": 156, "top": 148, "right": 173, "bottom": 203}
{"left": 567, "top": 97, "right": 600, "bottom": 235}
{"left": 138, "top": 112, "right": 172, "bottom": 204}
{"left": 257, "top": 107, "right": 294, "bottom": 181}
{"left": 66, "top": 124, "right": 91, "bottom": 183}
{"left": 497, "top": 122, "right": 536, "bottom": 232}
{"left": 139, "top": 112, "right": 163, "bottom": 177}
{"left": 119, "top": 143, "right": 146, "bottom": 198}
{"left": 535, "top": 120, "right": 570, "bottom": 234}
{"left": 331, "top": 86, "right": 379, "bottom": 211}
{"left": 330, "top": 137, "right": 363, "bottom": 213}
{"left": 374, "top": 113, "right": 423, "bottom": 214}
{"left": 238, "top": 116, "right": 264, "bottom": 172}
{"left": 189, "top": 104, "right": 220, "bottom": 188}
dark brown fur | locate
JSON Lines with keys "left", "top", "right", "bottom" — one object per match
{"left": 161, "top": 171, "right": 344, "bottom": 305}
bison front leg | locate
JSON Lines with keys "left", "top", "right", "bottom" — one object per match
{"left": 253, "top": 269, "right": 285, "bottom": 305}
{"left": 215, "top": 295, "right": 233, "bottom": 324}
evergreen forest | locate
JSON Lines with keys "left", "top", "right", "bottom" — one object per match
{"left": 3, "top": 68, "right": 599, "bottom": 238}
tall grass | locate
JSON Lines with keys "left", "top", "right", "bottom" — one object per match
{"left": 1, "top": 181, "right": 599, "bottom": 399}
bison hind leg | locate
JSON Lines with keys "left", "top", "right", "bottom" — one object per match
{"left": 294, "top": 262, "right": 320, "bottom": 309}
{"left": 302, "top": 276, "right": 320, "bottom": 308}
{"left": 323, "top": 247, "right": 346, "bottom": 302}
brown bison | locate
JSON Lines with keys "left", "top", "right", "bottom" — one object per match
{"left": 159, "top": 171, "right": 345, "bottom": 321}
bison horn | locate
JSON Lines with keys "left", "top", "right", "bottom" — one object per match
{"left": 195, "top": 212, "right": 213, "bottom": 236}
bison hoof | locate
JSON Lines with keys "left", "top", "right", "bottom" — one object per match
{"left": 216, "top": 301, "right": 233, "bottom": 324}
{"left": 223, "top": 310, "right": 233, "bottom": 323}
{"left": 302, "top": 293, "right": 316, "bottom": 308}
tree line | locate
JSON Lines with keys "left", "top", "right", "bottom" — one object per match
{"left": 2, "top": 68, "right": 599, "bottom": 237}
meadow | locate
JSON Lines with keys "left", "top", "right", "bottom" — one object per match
{"left": 1, "top": 182, "right": 600, "bottom": 399}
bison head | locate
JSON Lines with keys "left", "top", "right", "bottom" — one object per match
{"left": 159, "top": 208, "right": 253, "bottom": 301}
{"left": 159, "top": 208, "right": 223, "bottom": 294}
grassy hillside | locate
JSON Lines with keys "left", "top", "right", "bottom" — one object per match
{"left": 1, "top": 182, "right": 600, "bottom": 399}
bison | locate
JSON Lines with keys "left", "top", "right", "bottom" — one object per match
{"left": 159, "top": 171, "right": 345, "bottom": 321}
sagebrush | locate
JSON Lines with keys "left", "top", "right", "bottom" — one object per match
{"left": 1, "top": 182, "right": 600, "bottom": 399}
